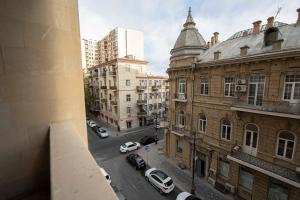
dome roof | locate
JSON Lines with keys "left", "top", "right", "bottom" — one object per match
{"left": 170, "top": 7, "right": 207, "bottom": 60}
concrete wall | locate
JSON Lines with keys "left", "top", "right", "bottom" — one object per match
{"left": 0, "top": 0, "right": 87, "bottom": 198}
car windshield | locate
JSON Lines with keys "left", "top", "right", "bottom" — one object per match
{"left": 152, "top": 170, "right": 168, "bottom": 180}
{"left": 136, "top": 157, "right": 144, "bottom": 163}
{"left": 186, "top": 195, "right": 202, "bottom": 200}
{"left": 121, "top": 144, "right": 126, "bottom": 148}
{"left": 164, "top": 179, "right": 173, "bottom": 187}
{"left": 100, "top": 129, "right": 106, "bottom": 133}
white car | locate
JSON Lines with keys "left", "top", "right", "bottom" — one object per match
{"left": 96, "top": 128, "right": 109, "bottom": 138}
{"left": 145, "top": 168, "right": 175, "bottom": 194}
{"left": 99, "top": 167, "right": 111, "bottom": 184}
{"left": 87, "top": 120, "right": 96, "bottom": 128}
{"left": 119, "top": 142, "right": 140, "bottom": 153}
{"left": 176, "top": 192, "right": 202, "bottom": 200}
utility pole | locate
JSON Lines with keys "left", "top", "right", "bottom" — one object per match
{"left": 190, "top": 63, "right": 196, "bottom": 194}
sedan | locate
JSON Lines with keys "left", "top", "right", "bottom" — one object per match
{"left": 126, "top": 153, "right": 146, "bottom": 169}
{"left": 96, "top": 128, "right": 109, "bottom": 138}
{"left": 176, "top": 192, "right": 202, "bottom": 200}
{"left": 145, "top": 168, "right": 175, "bottom": 194}
{"left": 140, "top": 135, "right": 158, "bottom": 145}
{"left": 120, "top": 142, "right": 140, "bottom": 153}
{"left": 87, "top": 120, "right": 96, "bottom": 128}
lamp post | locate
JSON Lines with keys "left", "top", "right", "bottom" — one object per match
{"left": 190, "top": 63, "right": 196, "bottom": 194}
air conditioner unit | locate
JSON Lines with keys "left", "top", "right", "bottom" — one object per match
{"left": 236, "top": 79, "right": 246, "bottom": 85}
{"left": 235, "top": 85, "right": 247, "bottom": 92}
{"left": 225, "top": 183, "right": 236, "bottom": 193}
{"left": 208, "top": 177, "right": 216, "bottom": 186}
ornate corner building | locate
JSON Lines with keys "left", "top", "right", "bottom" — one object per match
{"left": 166, "top": 8, "right": 300, "bottom": 200}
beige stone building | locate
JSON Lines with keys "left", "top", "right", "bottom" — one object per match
{"left": 88, "top": 58, "right": 169, "bottom": 130}
{"left": 166, "top": 8, "right": 300, "bottom": 200}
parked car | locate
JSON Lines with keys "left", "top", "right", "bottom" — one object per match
{"left": 92, "top": 125, "right": 101, "bottom": 132}
{"left": 126, "top": 153, "right": 146, "bottom": 169}
{"left": 87, "top": 120, "right": 96, "bottom": 128}
{"left": 96, "top": 128, "right": 109, "bottom": 138}
{"left": 145, "top": 168, "right": 175, "bottom": 194}
{"left": 140, "top": 135, "right": 158, "bottom": 145}
{"left": 99, "top": 167, "right": 111, "bottom": 184}
{"left": 176, "top": 192, "right": 202, "bottom": 200}
{"left": 120, "top": 142, "right": 140, "bottom": 153}
{"left": 111, "top": 185, "right": 127, "bottom": 200}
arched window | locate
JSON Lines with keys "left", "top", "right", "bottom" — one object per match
{"left": 178, "top": 111, "right": 185, "bottom": 127}
{"left": 277, "top": 131, "right": 295, "bottom": 160}
{"left": 221, "top": 119, "right": 231, "bottom": 140}
{"left": 199, "top": 113, "right": 207, "bottom": 133}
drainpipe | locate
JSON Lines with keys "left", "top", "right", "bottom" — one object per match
{"left": 190, "top": 63, "right": 196, "bottom": 194}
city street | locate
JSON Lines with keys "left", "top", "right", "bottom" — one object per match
{"left": 87, "top": 124, "right": 180, "bottom": 200}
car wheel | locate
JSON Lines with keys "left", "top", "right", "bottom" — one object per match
{"left": 159, "top": 189, "right": 163, "bottom": 194}
{"left": 145, "top": 176, "right": 149, "bottom": 182}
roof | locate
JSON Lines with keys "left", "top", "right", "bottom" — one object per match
{"left": 170, "top": 8, "right": 207, "bottom": 60}
{"left": 125, "top": 142, "right": 134, "bottom": 146}
{"left": 197, "top": 23, "right": 300, "bottom": 64}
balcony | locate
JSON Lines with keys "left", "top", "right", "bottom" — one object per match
{"left": 100, "top": 86, "right": 107, "bottom": 90}
{"left": 110, "top": 85, "right": 117, "bottom": 90}
{"left": 152, "top": 85, "right": 161, "bottom": 91}
{"left": 137, "top": 111, "right": 147, "bottom": 117}
{"left": 101, "top": 98, "right": 107, "bottom": 103}
{"left": 231, "top": 98, "right": 300, "bottom": 119}
{"left": 137, "top": 99, "right": 147, "bottom": 105}
{"left": 227, "top": 149, "right": 300, "bottom": 188}
{"left": 92, "top": 73, "right": 98, "bottom": 77}
{"left": 136, "top": 85, "right": 147, "bottom": 92}
{"left": 165, "top": 85, "right": 170, "bottom": 89}
{"left": 173, "top": 93, "right": 187, "bottom": 102}
{"left": 100, "top": 72, "right": 107, "bottom": 77}
{"left": 111, "top": 100, "right": 118, "bottom": 106}
{"left": 109, "top": 71, "right": 117, "bottom": 76}
{"left": 50, "top": 122, "right": 117, "bottom": 200}
{"left": 171, "top": 125, "right": 185, "bottom": 137}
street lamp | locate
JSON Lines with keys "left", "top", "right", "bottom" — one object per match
{"left": 190, "top": 63, "right": 196, "bottom": 194}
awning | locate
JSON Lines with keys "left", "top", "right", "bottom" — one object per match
{"left": 227, "top": 150, "right": 300, "bottom": 188}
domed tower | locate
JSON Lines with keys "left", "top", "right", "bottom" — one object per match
{"left": 170, "top": 7, "right": 207, "bottom": 62}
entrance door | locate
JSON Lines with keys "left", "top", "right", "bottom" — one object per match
{"left": 196, "top": 159, "right": 206, "bottom": 177}
{"left": 243, "top": 124, "right": 259, "bottom": 156}
{"left": 127, "top": 121, "right": 132, "bottom": 128}
{"left": 139, "top": 118, "right": 143, "bottom": 126}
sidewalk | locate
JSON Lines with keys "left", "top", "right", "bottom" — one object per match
{"left": 88, "top": 114, "right": 155, "bottom": 137}
{"left": 138, "top": 140, "right": 233, "bottom": 200}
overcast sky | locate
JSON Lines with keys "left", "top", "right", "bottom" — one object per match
{"left": 78, "top": 0, "right": 300, "bottom": 75}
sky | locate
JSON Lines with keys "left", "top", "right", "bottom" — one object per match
{"left": 78, "top": 0, "right": 300, "bottom": 75}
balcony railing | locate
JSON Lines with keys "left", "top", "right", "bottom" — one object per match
{"left": 136, "top": 85, "right": 147, "bottom": 91}
{"left": 111, "top": 100, "right": 118, "bottom": 106}
{"left": 110, "top": 85, "right": 117, "bottom": 90}
{"left": 173, "top": 93, "right": 187, "bottom": 102}
{"left": 101, "top": 98, "right": 107, "bottom": 103}
{"left": 231, "top": 98, "right": 300, "bottom": 119}
{"left": 109, "top": 71, "right": 117, "bottom": 76}
{"left": 100, "top": 72, "right": 107, "bottom": 77}
{"left": 152, "top": 85, "right": 161, "bottom": 91}
{"left": 137, "top": 99, "right": 147, "bottom": 105}
{"left": 92, "top": 73, "right": 98, "bottom": 77}
{"left": 171, "top": 125, "right": 185, "bottom": 136}
{"left": 50, "top": 122, "right": 117, "bottom": 200}
{"left": 137, "top": 111, "right": 147, "bottom": 116}
{"left": 100, "top": 86, "right": 107, "bottom": 89}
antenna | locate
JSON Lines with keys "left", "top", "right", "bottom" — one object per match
{"left": 274, "top": 7, "right": 282, "bottom": 20}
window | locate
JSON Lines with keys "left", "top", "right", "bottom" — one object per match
{"left": 277, "top": 131, "right": 295, "bottom": 160}
{"left": 239, "top": 167, "right": 254, "bottom": 191}
{"left": 109, "top": 80, "right": 111, "bottom": 87}
{"left": 109, "top": 94, "right": 112, "bottom": 100}
{"left": 218, "top": 159, "right": 229, "bottom": 178}
{"left": 126, "top": 94, "right": 131, "bottom": 102}
{"left": 144, "top": 93, "right": 147, "bottom": 100}
{"left": 200, "top": 79, "right": 208, "bottom": 95}
{"left": 224, "top": 77, "right": 235, "bottom": 97}
{"left": 267, "top": 179, "right": 289, "bottom": 200}
{"left": 283, "top": 75, "right": 300, "bottom": 101}
{"left": 178, "top": 79, "right": 186, "bottom": 94}
{"left": 199, "top": 113, "right": 206, "bottom": 133}
{"left": 248, "top": 75, "right": 265, "bottom": 106}
{"left": 138, "top": 94, "right": 142, "bottom": 100}
{"left": 176, "top": 138, "right": 183, "bottom": 153}
{"left": 126, "top": 80, "right": 130, "bottom": 86}
{"left": 244, "top": 124, "right": 259, "bottom": 156}
{"left": 154, "top": 103, "right": 157, "bottom": 110}
{"left": 221, "top": 119, "right": 231, "bottom": 140}
{"left": 149, "top": 104, "right": 153, "bottom": 111}
{"left": 178, "top": 111, "right": 185, "bottom": 127}
{"left": 264, "top": 27, "right": 278, "bottom": 46}
{"left": 126, "top": 107, "right": 131, "bottom": 114}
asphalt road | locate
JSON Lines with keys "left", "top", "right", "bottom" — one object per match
{"left": 87, "top": 125, "right": 180, "bottom": 200}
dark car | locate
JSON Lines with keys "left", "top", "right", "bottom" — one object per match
{"left": 140, "top": 135, "right": 158, "bottom": 145}
{"left": 126, "top": 153, "right": 146, "bottom": 169}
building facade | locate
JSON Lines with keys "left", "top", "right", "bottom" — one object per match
{"left": 166, "top": 8, "right": 300, "bottom": 200}
{"left": 81, "top": 38, "right": 99, "bottom": 72}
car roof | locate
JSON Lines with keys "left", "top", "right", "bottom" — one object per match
{"left": 151, "top": 169, "right": 169, "bottom": 180}
{"left": 125, "top": 142, "right": 134, "bottom": 146}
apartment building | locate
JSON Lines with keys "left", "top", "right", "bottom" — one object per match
{"left": 166, "top": 8, "right": 300, "bottom": 200}
{"left": 81, "top": 38, "right": 99, "bottom": 72}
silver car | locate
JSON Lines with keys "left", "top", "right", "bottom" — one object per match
{"left": 145, "top": 168, "right": 175, "bottom": 194}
